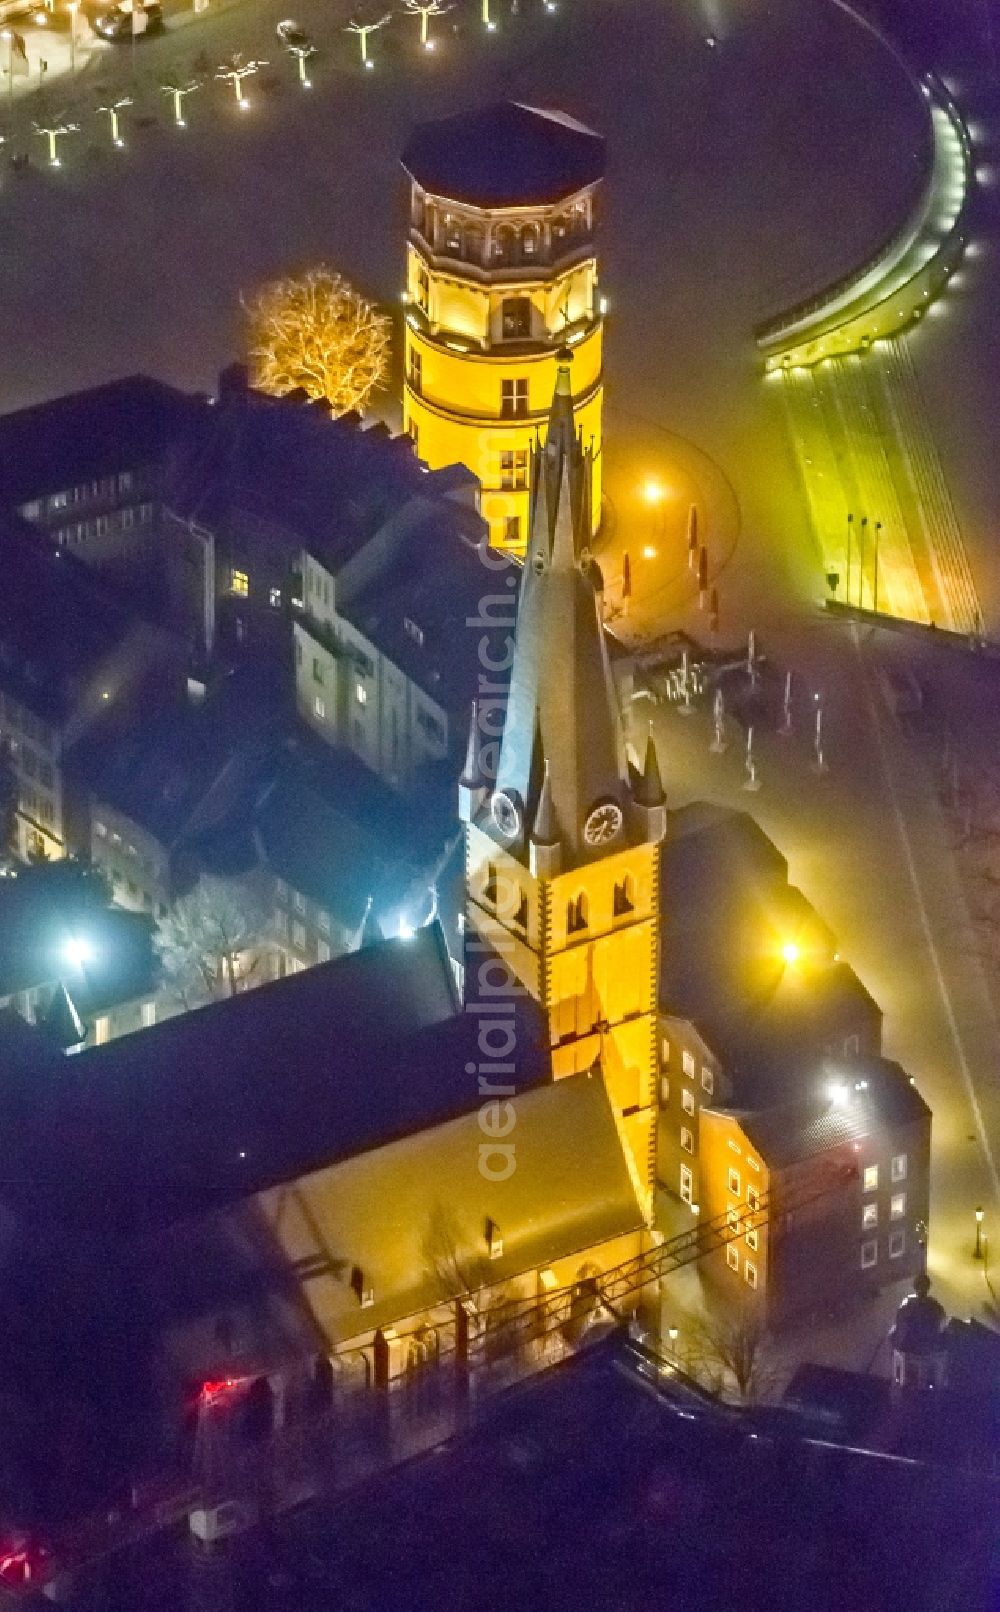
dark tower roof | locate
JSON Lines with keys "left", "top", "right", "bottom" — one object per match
{"left": 494, "top": 359, "right": 629, "bottom": 863}
{"left": 402, "top": 102, "right": 605, "bottom": 209}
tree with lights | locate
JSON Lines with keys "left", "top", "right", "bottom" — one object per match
{"left": 242, "top": 266, "right": 391, "bottom": 416}
{"left": 94, "top": 91, "right": 132, "bottom": 149}
{"left": 214, "top": 51, "right": 268, "bottom": 111}
{"left": 403, "top": 0, "right": 452, "bottom": 50}
{"left": 159, "top": 73, "right": 202, "bottom": 128}
{"left": 345, "top": 10, "right": 391, "bottom": 69}
{"left": 154, "top": 876, "right": 266, "bottom": 1005}
{"left": 32, "top": 116, "right": 79, "bottom": 168}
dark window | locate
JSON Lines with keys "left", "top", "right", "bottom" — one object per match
{"left": 501, "top": 297, "right": 532, "bottom": 339}
{"left": 500, "top": 378, "right": 529, "bottom": 420}
{"left": 567, "top": 893, "right": 588, "bottom": 934}
{"left": 613, "top": 877, "right": 635, "bottom": 917}
{"left": 504, "top": 516, "right": 522, "bottom": 546}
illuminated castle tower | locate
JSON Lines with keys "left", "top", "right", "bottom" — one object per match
{"left": 401, "top": 102, "right": 605, "bottom": 553}
{"left": 461, "top": 363, "right": 664, "bottom": 1215}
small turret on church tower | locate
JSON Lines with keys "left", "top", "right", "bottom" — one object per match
{"left": 462, "top": 357, "right": 664, "bottom": 1218}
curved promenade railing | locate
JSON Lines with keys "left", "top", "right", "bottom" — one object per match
{"left": 755, "top": 4, "right": 975, "bottom": 370}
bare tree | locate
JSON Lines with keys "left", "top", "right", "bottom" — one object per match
{"left": 242, "top": 266, "right": 390, "bottom": 416}
{"left": 154, "top": 876, "right": 266, "bottom": 1006}
{"left": 683, "top": 1302, "right": 777, "bottom": 1402}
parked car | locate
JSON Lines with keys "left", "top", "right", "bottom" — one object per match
{"left": 95, "top": 2, "right": 163, "bottom": 41}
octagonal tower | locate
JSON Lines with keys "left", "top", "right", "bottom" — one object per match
{"left": 401, "top": 101, "right": 605, "bottom": 554}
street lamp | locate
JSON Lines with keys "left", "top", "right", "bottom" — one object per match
{"left": 974, "top": 1205, "right": 984, "bottom": 1259}
{"left": 95, "top": 92, "right": 132, "bottom": 148}
{"left": 62, "top": 935, "right": 93, "bottom": 970}
{"left": 781, "top": 941, "right": 801, "bottom": 966}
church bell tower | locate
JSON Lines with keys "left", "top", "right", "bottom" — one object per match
{"left": 461, "top": 358, "right": 665, "bottom": 1218}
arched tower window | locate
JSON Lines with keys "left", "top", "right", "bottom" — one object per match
{"left": 520, "top": 223, "right": 540, "bottom": 260}
{"left": 613, "top": 876, "right": 635, "bottom": 917}
{"left": 567, "top": 893, "right": 588, "bottom": 934}
{"left": 493, "top": 225, "right": 516, "bottom": 265}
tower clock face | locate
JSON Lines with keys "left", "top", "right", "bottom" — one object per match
{"left": 492, "top": 790, "right": 523, "bottom": 840}
{"left": 583, "top": 799, "right": 623, "bottom": 847}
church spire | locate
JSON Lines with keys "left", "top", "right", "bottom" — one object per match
{"left": 491, "top": 365, "right": 652, "bottom": 867}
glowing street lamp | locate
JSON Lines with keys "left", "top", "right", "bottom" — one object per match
{"left": 403, "top": 0, "right": 451, "bottom": 50}
{"left": 277, "top": 21, "right": 318, "bottom": 85}
{"left": 62, "top": 935, "right": 93, "bottom": 970}
{"left": 95, "top": 92, "right": 132, "bottom": 148}
{"left": 160, "top": 75, "right": 201, "bottom": 128}
{"left": 215, "top": 53, "right": 267, "bottom": 110}
{"left": 33, "top": 115, "right": 79, "bottom": 167}
{"left": 975, "top": 1205, "right": 984, "bottom": 1259}
{"left": 480, "top": 0, "right": 496, "bottom": 30}
{"left": 345, "top": 12, "right": 390, "bottom": 69}
{"left": 781, "top": 940, "right": 801, "bottom": 966}
{"left": 642, "top": 478, "right": 665, "bottom": 506}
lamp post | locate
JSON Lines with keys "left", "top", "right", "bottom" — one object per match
{"left": 68, "top": 0, "right": 78, "bottom": 74}
{"left": 859, "top": 516, "right": 868, "bottom": 609}
{"left": 345, "top": 13, "right": 390, "bottom": 67}
{"left": 873, "top": 521, "right": 882, "bottom": 614}
{"left": 160, "top": 76, "right": 201, "bottom": 127}
{"left": 846, "top": 512, "right": 854, "bottom": 605}
{"left": 974, "top": 1205, "right": 984, "bottom": 1259}
{"left": 214, "top": 53, "right": 267, "bottom": 108}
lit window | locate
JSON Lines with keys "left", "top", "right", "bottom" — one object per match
{"left": 500, "top": 377, "right": 529, "bottom": 419}
{"left": 701, "top": 1066, "right": 714, "bottom": 1095}
{"left": 94, "top": 821, "right": 107, "bottom": 838}
{"left": 746, "top": 1226, "right": 759, "bottom": 1252}
{"left": 746, "top": 1155, "right": 761, "bottom": 1172}
{"left": 231, "top": 568, "right": 249, "bottom": 597}
{"left": 682, "top": 1087, "right": 695, "bottom": 1116}
{"left": 863, "top": 1164, "right": 878, "bottom": 1193}
{"left": 317, "top": 940, "right": 331, "bottom": 964}
{"left": 680, "top": 1164, "right": 693, "bottom": 1204}
{"left": 659, "top": 1076, "right": 670, "bottom": 1106}
{"left": 889, "top": 1229, "right": 906, "bottom": 1258}
{"left": 292, "top": 921, "right": 306, "bottom": 949}
{"left": 860, "top": 1240, "right": 878, "bottom": 1269}
{"left": 94, "top": 1016, "right": 110, "bottom": 1046}
{"left": 269, "top": 586, "right": 282, "bottom": 608}
{"left": 499, "top": 449, "right": 529, "bottom": 491}
{"left": 862, "top": 1203, "right": 878, "bottom": 1230}
{"left": 660, "top": 1038, "right": 671, "bottom": 1067}
{"left": 313, "top": 696, "right": 326, "bottom": 721}
{"left": 680, "top": 1127, "right": 694, "bottom": 1154}
{"left": 726, "top": 1243, "right": 739, "bottom": 1271}
{"left": 682, "top": 1050, "right": 696, "bottom": 1079}
{"left": 356, "top": 682, "right": 368, "bottom": 706}
{"left": 728, "top": 1168, "right": 741, "bottom": 1197}
{"left": 890, "top": 1193, "right": 906, "bottom": 1220}
{"left": 726, "top": 1206, "right": 740, "bottom": 1233}
{"left": 141, "top": 1001, "right": 156, "bottom": 1029}
{"left": 744, "top": 1260, "right": 757, "bottom": 1290}
{"left": 891, "top": 1154, "right": 907, "bottom": 1182}
{"left": 746, "top": 1186, "right": 760, "bottom": 1214}
{"left": 318, "top": 909, "right": 330, "bottom": 936}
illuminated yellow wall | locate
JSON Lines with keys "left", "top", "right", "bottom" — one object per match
{"left": 403, "top": 221, "right": 605, "bottom": 553}
{"left": 466, "top": 824, "right": 659, "bottom": 1216}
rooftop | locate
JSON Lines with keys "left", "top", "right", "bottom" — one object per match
{"left": 402, "top": 101, "right": 605, "bottom": 209}
{"left": 731, "top": 1054, "right": 930, "bottom": 1168}
{"left": 0, "top": 923, "right": 548, "bottom": 1235}
{"left": 0, "top": 374, "right": 198, "bottom": 508}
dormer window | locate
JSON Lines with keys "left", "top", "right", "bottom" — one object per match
{"left": 486, "top": 1218, "right": 503, "bottom": 1259}
{"left": 567, "top": 893, "right": 588, "bottom": 934}
{"left": 350, "top": 1266, "right": 375, "bottom": 1308}
{"left": 613, "top": 876, "right": 635, "bottom": 917}
{"left": 404, "top": 616, "right": 424, "bottom": 647}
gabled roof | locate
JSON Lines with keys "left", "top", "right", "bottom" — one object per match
{"left": 402, "top": 102, "right": 605, "bottom": 208}
{"left": 2, "top": 924, "right": 549, "bottom": 1235}
{"left": 0, "top": 375, "right": 197, "bottom": 508}
{"left": 244, "top": 1068, "right": 642, "bottom": 1341}
{"left": 726, "top": 1055, "right": 929, "bottom": 1169}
